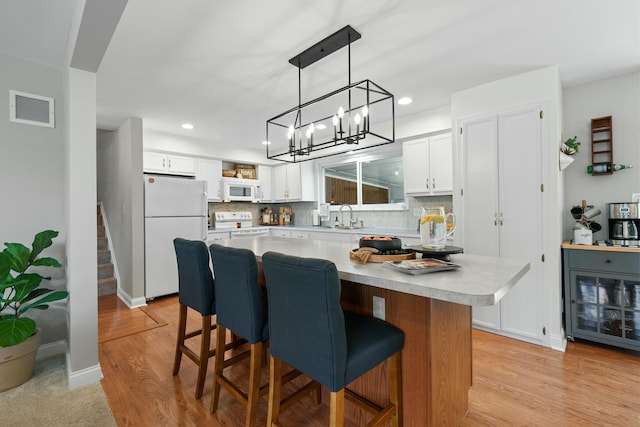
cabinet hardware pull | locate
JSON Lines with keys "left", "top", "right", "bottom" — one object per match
{"left": 162, "top": 159, "right": 166, "bottom": 168}
{"left": 494, "top": 213, "right": 498, "bottom": 226}
{"left": 432, "top": 177, "right": 435, "bottom": 189}
{"left": 499, "top": 212, "right": 504, "bottom": 226}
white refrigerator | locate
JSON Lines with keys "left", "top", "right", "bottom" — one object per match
{"left": 144, "top": 175, "right": 208, "bottom": 299}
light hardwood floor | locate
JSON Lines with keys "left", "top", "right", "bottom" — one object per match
{"left": 98, "top": 295, "right": 640, "bottom": 426}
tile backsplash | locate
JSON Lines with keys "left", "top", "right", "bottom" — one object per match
{"left": 208, "top": 196, "right": 452, "bottom": 230}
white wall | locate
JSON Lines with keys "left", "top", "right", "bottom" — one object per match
{"left": 562, "top": 71, "right": 640, "bottom": 240}
{"left": 97, "top": 118, "right": 145, "bottom": 305}
{"left": 451, "top": 66, "right": 564, "bottom": 350}
{"left": 0, "top": 52, "right": 68, "bottom": 347}
{"left": 143, "top": 128, "right": 271, "bottom": 165}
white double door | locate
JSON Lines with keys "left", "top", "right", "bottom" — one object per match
{"left": 461, "top": 104, "right": 545, "bottom": 344}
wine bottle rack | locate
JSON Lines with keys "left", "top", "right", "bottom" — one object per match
{"left": 590, "top": 116, "right": 613, "bottom": 175}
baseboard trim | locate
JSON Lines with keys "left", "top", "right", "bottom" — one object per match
{"left": 550, "top": 330, "right": 567, "bottom": 352}
{"left": 36, "top": 339, "right": 67, "bottom": 360}
{"left": 66, "top": 351, "right": 104, "bottom": 390}
{"left": 117, "top": 288, "right": 147, "bottom": 308}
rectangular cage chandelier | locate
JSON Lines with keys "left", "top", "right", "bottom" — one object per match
{"left": 266, "top": 25, "right": 395, "bottom": 163}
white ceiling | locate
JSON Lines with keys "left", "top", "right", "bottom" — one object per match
{"left": 1, "top": 0, "right": 639, "bottom": 153}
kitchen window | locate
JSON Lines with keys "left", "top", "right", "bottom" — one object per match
{"left": 320, "top": 148, "right": 405, "bottom": 210}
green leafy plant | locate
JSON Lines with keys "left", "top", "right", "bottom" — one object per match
{"left": 561, "top": 136, "right": 581, "bottom": 155}
{"left": 0, "top": 230, "right": 68, "bottom": 347}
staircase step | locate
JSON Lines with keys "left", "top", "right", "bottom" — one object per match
{"left": 97, "top": 205, "right": 101, "bottom": 214}
{"left": 98, "top": 237, "right": 108, "bottom": 250}
{"left": 98, "top": 263, "right": 114, "bottom": 279}
{"left": 98, "top": 277, "right": 117, "bottom": 296}
{"left": 97, "top": 225, "right": 106, "bottom": 238}
{"left": 97, "top": 214, "right": 103, "bottom": 226}
{"left": 97, "top": 249, "right": 111, "bottom": 264}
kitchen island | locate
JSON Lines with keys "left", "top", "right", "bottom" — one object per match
{"left": 211, "top": 236, "right": 529, "bottom": 426}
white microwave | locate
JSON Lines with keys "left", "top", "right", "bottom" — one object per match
{"left": 220, "top": 177, "right": 260, "bottom": 201}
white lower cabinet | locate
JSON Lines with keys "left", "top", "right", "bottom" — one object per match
{"left": 270, "top": 229, "right": 291, "bottom": 238}
{"left": 308, "top": 231, "right": 352, "bottom": 243}
{"left": 207, "top": 231, "right": 230, "bottom": 242}
{"left": 461, "top": 104, "right": 545, "bottom": 345}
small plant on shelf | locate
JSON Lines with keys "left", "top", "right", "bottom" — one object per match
{"left": 561, "top": 136, "right": 581, "bottom": 155}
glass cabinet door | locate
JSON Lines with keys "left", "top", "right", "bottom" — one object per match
{"left": 571, "top": 272, "right": 636, "bottom": 341}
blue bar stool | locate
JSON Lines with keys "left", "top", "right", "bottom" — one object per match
{"left": 172, "top": 238, "right": 217, "bottom": 399}
{"left": 208, "top": 244, "right": 269, "bottom": 426}
{"left": 262, "top": 251, "right": 404, "bottom": 427}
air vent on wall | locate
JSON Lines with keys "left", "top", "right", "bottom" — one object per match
{"left": 9, "top": 90, "right": 55, "bottom": 128}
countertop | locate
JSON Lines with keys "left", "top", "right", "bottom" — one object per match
{"left": 208, "top": 236, "right": 529, "bottom": 307}
{"left": 209, "top": 225, "right": 420, "bottom": 238}
{"left": 561, "top": 240, "right": 640, "bottom": 253}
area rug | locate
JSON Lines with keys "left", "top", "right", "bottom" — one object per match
{"left": 0, "top": 354, "right": 117, "bottom": 426}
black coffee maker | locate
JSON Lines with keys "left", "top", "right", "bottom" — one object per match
{"left": 608, "top": 202, "right": 639, "bottom": 246}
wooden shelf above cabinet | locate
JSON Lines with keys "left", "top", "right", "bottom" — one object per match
{"left": 590, "top": 116, "right": 613, "bottom": 175}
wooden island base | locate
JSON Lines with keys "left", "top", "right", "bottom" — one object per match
{"left": 339, "top": 280, "right": 472, "bottom": 426}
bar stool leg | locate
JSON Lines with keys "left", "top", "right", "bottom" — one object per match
{"left": 246, "top": 342, "right": 263, "bottom": 427}
{"left": 329, "top": 389, "right": 345, "bottom": 427}
{"left": 173, "top": 304, "right": 188, "bottom": 375}
{"left": 195, "top": 314, "right": 212, "bottom": 398}
{"left": 389, "top": 352, "right": 403, "bottom": 427}
{"left": 210, "top": 325, "right": 227, "bottom": 413}
{"left": 267, "top": 356, "right": 282, "bottom": 427}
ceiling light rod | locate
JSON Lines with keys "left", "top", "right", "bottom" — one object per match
{"left": 266, "top": 25, "right": 395, "bottom": 163}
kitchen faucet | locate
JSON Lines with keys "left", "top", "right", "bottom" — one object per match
{"left": 339, "top": 204, "right": 358, "bottom": 228}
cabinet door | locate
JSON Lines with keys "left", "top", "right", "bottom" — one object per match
{"left": 257, "top": 165, "right": 272, "bottom": 202}
{"left": 403, "top": 139, "right": 430, "bottom": 195}
{"left": 143, "top": 151, "right": 168, "bottom": 174}
{"left": 286, "top": 164, "right": 302, "bottom": 200}
{"left": 497, "top": 106, "right": 543, "bottom": 342}
{"left": 273, "top": 165, "right": 288, "bottom": 201}
{"left": 196, "top": 159, "right": 222, "bottom": 201}
{"left": 463, "top": 115, "right": 501, "bottom": 331}
{"left": 166, "top": 154, "right": 196, "bottom": 176}
{"left": 429, "top": 133, "right": 453, "bottom": 194}
{"left": 271, "top": 228, "right": 291, "bottom": 238}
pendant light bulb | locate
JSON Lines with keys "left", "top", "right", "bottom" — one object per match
{"left": 338, "top": 107, "right": 344, "bottom": 118}
{"left": 354, "top": 113, "right": 361, "bottom": 125}
{"left": 332, "top": 115, "right": 339, "bottom": 127}
{"left": 362, "top": 105, "right": 368, "bottom": 117}
{"left": 288, "top": 125, "right": 294, "bottom": 140}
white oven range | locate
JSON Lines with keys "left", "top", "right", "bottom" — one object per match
{"left": 213, "top": 211, "right": 270, "bottom": 238}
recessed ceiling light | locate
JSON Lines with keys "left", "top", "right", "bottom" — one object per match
{"left": 315, "top": 123, "right": 327, "bottom": 130}
{"left": 262, "top": 140, "right": 271, "bottom": 145}
{"left": 181, "top": 123, "right": 194, "bottom": 130}
{"left": 398, "top": 97, "right": 412, "bottom": 105}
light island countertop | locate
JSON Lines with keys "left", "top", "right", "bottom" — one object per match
{"left": 210, "top": 236, "right": 529, "bottom": 306}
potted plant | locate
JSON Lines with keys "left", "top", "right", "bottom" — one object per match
{"left": 561, "top": 136, "right": 581, "bottom": 155}
{"left": 560, "top": 136, "right": 581, "bottom": 171}
{"left": 0, "top": 230, "right": 68, "bottom": 392}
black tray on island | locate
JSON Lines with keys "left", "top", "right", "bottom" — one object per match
{"left": 405, "top": 245, "right": 463, "bottom": 261}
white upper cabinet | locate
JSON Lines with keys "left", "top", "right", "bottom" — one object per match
{"left": 273, "top": 163, "right": 316, "bottom": 201}
{"left": 143, "top": 152, "right": 196, "bottom": 176}
{"left": 403, "top": 133, "right": 453, "bottom": 196}
{"left": 196, "top": 158, "right": 222, "bottom": 201}
{"left": 257, "top": 165, "right": 273, "bottom": 202}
